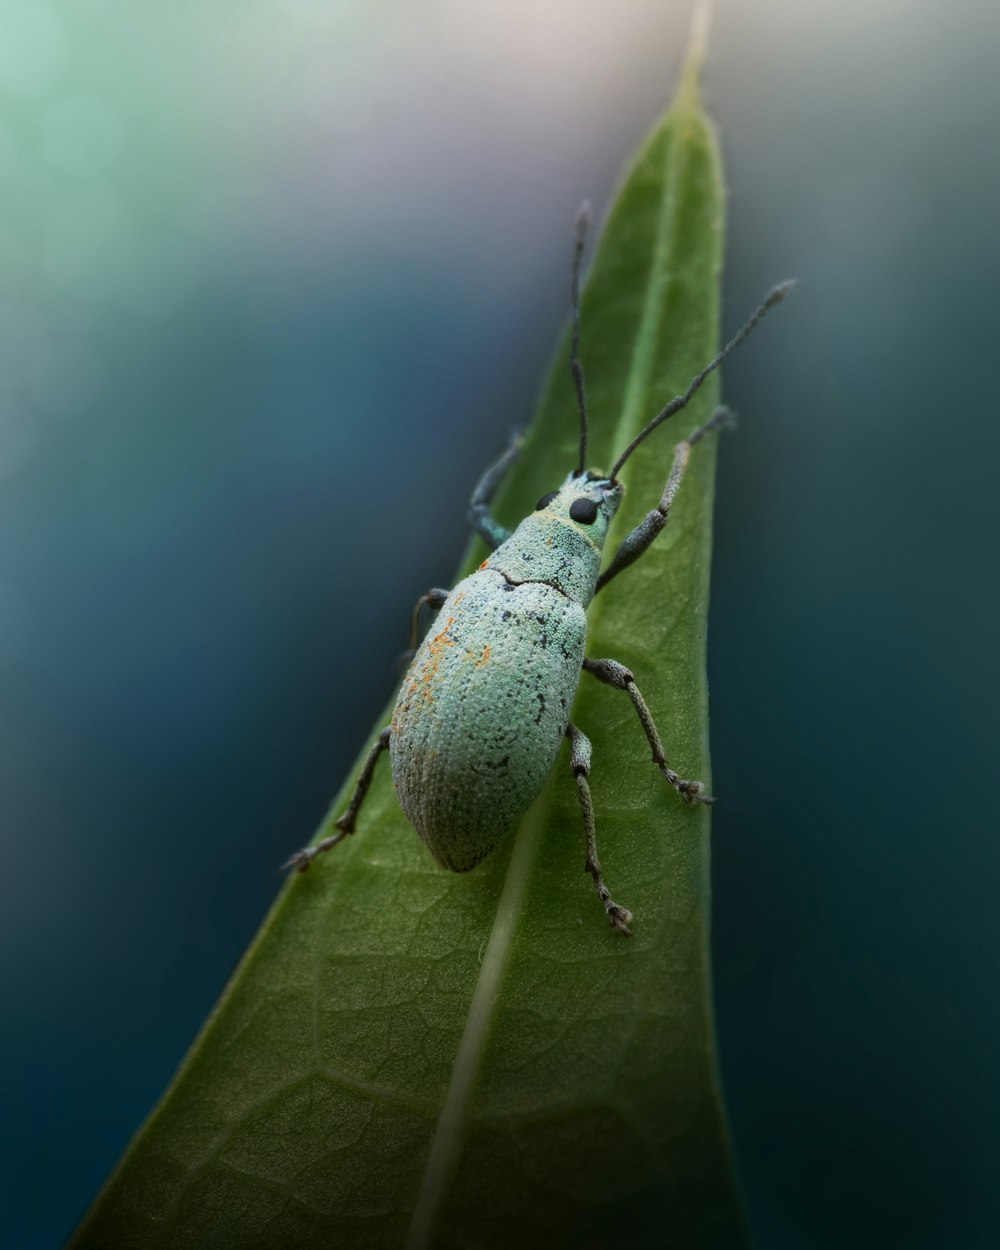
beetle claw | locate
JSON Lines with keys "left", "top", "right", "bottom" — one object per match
{"left": 608, "top": 904, "right": 634, "bottom": 937}
{"left": 676, "top": 777, "right": 715, "bottom": 805}
{"left": 282, "top": 848, "right": 316, "bottom": 873}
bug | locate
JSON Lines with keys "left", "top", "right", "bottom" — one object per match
{"left": 286, "top": 205, "right": 790, "bottom": 934}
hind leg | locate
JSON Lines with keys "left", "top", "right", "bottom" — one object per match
{"left": 566, "top": 722, "right": 633, "bottom": 936}
{"left": 283, "top": 727, "right": 392, "bottom": 872}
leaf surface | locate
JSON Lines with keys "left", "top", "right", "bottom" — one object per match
{"left": 74, "top": 45, "right": 746, "bottom": 1250}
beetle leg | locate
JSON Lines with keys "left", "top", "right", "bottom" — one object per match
{"left": 582, "top": 658, "right": 714, "bottom": 804}
{"left": 407, "top": 587, "right": 451, "bottom": 653}
{"left": 283, "top": 727, "right": 392, "bottom": 872}
{"left": 467, "top": 430, "right": 524, "bottom": 550}
{"left": 566, "top": 722, "right": 634, "bottom": 936}
{"left": 595, "top": 405, "right": 738, "bottom": 594}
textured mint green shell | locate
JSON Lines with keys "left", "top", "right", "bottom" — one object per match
{"left": 390, "top": 568, "right": 586, "bottom": 872}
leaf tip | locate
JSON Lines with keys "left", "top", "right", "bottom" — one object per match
{"left": 679, "top": 0, "right": 713, "bottom": 106}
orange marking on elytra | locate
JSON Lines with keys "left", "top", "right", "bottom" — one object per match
{"left": 418, "top": 614, "right": 457, "bottom": 703}
{"left": 474, "top": 643, "right": 491, "bottom": 667}
{"left": 430, "top": 615, "right": 456, "bottom": 647}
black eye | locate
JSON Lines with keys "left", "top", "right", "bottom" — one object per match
{"left": 569, "top": 497, "right": 599, "bottom": 524}
{"left": 535, "top": 491, "right": 558, "bottom": 511}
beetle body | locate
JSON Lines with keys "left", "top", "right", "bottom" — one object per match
{"left": 390, "top": 473, "right": 623, "bottom": 872}
{"left": 283, "top": 205, "right": 790, "bottom": 934}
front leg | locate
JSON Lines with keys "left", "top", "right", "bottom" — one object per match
{"left": 595, "top": 405, "right": 737, "bottom": 593}
{"left": 467, "top": 430, "right": 523, "bottom": 550}
{"left": 582, "top": 658, "right": 714, "bottom": 805}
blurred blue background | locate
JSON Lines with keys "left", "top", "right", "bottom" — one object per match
{"left": 2, "top": 1, "right": 998, "bottom": 1246}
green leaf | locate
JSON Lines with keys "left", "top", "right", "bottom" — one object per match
{"left": 73, "top": 41, "right": 747, "bottom": 1250}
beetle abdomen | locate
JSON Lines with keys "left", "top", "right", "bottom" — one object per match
{"left": 390, "top": 569, "right": 586, "bottom": 872}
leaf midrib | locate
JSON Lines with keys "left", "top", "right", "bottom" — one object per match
{"left": 404, "top": 802, "right": 547, "bottom": 1249}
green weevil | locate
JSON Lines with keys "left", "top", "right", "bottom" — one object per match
{"left": 286, "top": 206, "right": 791, "bottom": 935}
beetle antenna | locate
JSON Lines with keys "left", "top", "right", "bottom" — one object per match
{"left": 571, "top": 201, "right": 592, "bottom": 477}
{"left": 608, "top": 279, "right": 795, "bottom": 481}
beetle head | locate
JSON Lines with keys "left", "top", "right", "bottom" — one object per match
{"left": 532, "top": 469, "right": 624, "bottom": 549}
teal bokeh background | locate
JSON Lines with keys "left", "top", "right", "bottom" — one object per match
{"left": 2, "top": 1, "right": 998, "bottom": 1246}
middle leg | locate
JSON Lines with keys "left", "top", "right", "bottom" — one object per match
{"left": 408, "top": 587, "right": 450, "bottom": 652}
{"left": 583, "top": 658, "right": 714, "bottom": 804}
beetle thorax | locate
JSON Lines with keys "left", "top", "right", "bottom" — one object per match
{"left": 482, "top": 472, "right": 624, "bottom": 606}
